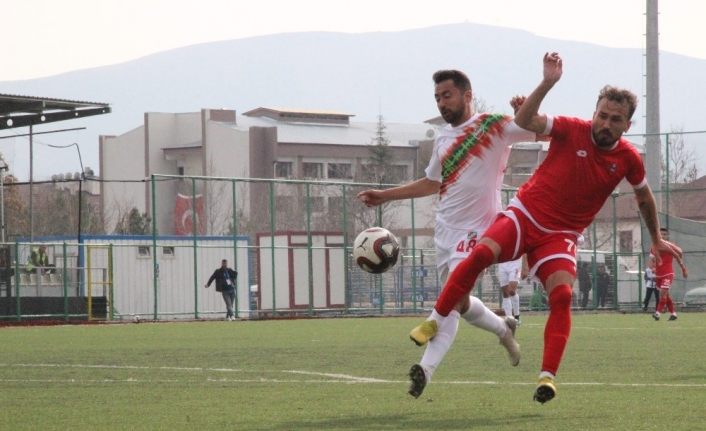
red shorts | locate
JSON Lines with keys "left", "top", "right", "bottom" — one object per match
{"left": 656, "top": 274, "right": 674, "bottom": 290}
{"left": 482, "top": 207, "right": 580, "bottom": 285}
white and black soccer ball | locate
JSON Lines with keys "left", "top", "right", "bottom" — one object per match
{"left": 353, "top": 227, "right": 400, "bottom": 274}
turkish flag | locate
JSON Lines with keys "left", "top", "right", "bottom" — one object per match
{"left": 174, "top": 193, "right": 205, "bottom": 235}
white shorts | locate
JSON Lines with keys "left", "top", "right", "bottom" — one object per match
{"left": 434, "top": 224, "right": 486, "bottom": 283}
{"left": 498, "top": 258, "right": 522, "bottom": 286}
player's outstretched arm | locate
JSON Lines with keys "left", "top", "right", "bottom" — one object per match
{"left": 514, "top": 52, "right": 563, "bottom": 134}
{"left": 634, "top": 184, "right": 683, "bottom": 265}
{"left": 357, "top": 177, "right": 440, "bottom": 207}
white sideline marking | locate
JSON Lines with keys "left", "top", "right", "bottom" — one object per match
{"left": 445, "top": 380, "right": 706, "bottom": 388}
{"left": 0, "top": 378, "right": 179, "bottom": 383}
{"left": 4, "top": 363, "right": 242, "bottom": 372}
{"left": 284, "top": 370, "right": 390, "bottom": 382}
{"left": 3, "top": 363, "right": 706, "bottom": 388}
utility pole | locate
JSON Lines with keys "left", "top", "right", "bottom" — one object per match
{"left": 645, "top": 0, "right": 661, "bottom": 208}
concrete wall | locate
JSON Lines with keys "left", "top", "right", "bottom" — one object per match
{"left": 100, "top": 127, "right": 149, "bottom": 233}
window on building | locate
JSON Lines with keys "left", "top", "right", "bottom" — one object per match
{"left": 275, "top": 161, "right": 293, "bottom": 178}
{"left": 619, "top": 230, "right": 633, "bottom": 253}
{"left": 359, "top": 165, "right": 377, "bottom": 182}
{"left": 327, "top": 163, "right": 352, "bottom": 179}
{"left": 162, "top": 246, "right": 175, "bottom": 257}
{"left": 388, "top": 165, "right": 409, "bottom": 182}
{"left": 303, "top": 162, "right": 323, "bottom": 179}
{"left": 137, "top": 246, "right": 151, "bottom": 258}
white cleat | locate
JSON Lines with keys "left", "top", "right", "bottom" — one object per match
{"left": 499, "top": 316, "right": 521, "bottom": 366}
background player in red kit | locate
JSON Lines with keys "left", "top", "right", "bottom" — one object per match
{"left": 408, "top": 52, "right": 683, "bottom": 404}
{"left": 652, "top": 227, "right": 688, "bottom": 321}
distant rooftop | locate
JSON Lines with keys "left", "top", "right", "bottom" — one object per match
{"left": 243, "top": 107, "right": 355, "bottom": 125}
{"left": 230, "top": 111, "right": 436, "bottom": 148}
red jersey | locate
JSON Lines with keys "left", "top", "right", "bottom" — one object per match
{"left": 652, "top": 250, "right": 675, "bottom": 278}
{"left": 515, "top": 116, "right": 646, "bottom": 231}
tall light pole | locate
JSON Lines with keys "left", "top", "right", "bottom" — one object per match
{"left": 645, "top": 0, "right": 661, "bottom": 206}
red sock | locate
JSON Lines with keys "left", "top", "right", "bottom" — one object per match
{"left": 666, "top": 296, "right": 674, "bottom": 314}
{"left": 434, "top": 243, "right": 495, "bottom": 316}
{"left": 542, "top": 284, "right": 572, "bottom": 376}
{"left": 656, "top": 295, "right": 666, "bottom": 313}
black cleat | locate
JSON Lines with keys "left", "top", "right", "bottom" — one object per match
{"left": 407, "top": 364, "right": 427, "bottom": 398}
{"left": 669, "top": 314, "right": 678, "bottom": 321}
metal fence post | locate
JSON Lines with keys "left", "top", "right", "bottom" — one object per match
{"left": 269, "top": 181, "right": 276, "bottom": 315}
{"left": 191, "top": 177, "right": 199, "bottom": 320}
{"left": 151, "top": 174, "right": 158, "bottom": 320}
{"left": 231, "top": 179, "right": 239, "bottom": 318}
{"left": 63, "top": 242, "right": 68, "bottom": 321}
{"left": 14, "top": 241, "right": 20, "bottom": 321}
{"left": 306, "top": 182, "right": 313, "bottom": 315}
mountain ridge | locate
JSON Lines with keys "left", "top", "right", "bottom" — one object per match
{"left": 1, "top": 22, "right": 704, "bottom": 180}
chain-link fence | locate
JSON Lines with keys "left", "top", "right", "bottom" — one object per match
{"left": 0, "top": 168, "right": 703, "bottom": 321}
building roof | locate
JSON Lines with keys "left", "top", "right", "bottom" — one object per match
{"left": 668, "top": 175, "right": 706, "bottom": 220}
{"left": 0, "top": 93, "right": 110, "bottom": 130}
{"left": 242, "top": 107, "right": 354, "bottom": 125}
{"left": 229, "top": 112, "right": 436, "bottom": 148}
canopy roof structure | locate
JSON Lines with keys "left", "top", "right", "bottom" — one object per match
{"left": 0, "top": 93, "right": 110, "bottom": 130}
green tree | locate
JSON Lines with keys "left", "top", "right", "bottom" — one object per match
{"left": 115, "top": 208, "right": 151, "bottom": 235}
{"left": 366, "top": 114, "right": 393, "bottom": 184}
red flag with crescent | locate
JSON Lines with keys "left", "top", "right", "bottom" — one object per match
{"left": 174, "top": 193, "right": 205, "bottom": 235}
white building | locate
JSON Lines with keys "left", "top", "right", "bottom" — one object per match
{"left": 99, "top": 108, "right": 438, "bottom": 237}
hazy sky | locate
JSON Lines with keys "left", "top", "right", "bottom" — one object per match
{"left": 2, "top": 0, "right": 705, "bottom": 81}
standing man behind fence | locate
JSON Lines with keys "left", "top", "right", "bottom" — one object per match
{"left": 205, "top": 259, "right": 238, "bottom": 321}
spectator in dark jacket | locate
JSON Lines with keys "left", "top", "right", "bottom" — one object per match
{"left": 577, "top": 261, "right": 592, "bottom": 309}
{"left": 596, "top": 265, "right": 611, "bottom": 308}
{"left": 205, "top": 259, "right": 238, "bottom": 320}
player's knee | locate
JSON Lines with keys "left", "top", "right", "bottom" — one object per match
{"left": 472, "top": 242, "right": 495, "bottom": 261}
{"left": 548, "top": 284, "right": 572, "bottom": 310}
{"left": 455, "top": 295, "right": 471, "bottom": 314}
{"left": 453, "top": 243, "right": 495, "bottom": 281}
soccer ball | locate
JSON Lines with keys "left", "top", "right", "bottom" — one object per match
{"left": 353, "top": 227, "right": 400, "bottom": 274}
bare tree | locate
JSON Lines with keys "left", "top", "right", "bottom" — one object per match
{"left": 662, "top": 127, "right": 698, "bottom": 185}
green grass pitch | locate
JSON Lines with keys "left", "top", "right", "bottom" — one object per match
{"left": 1, "top": 313, "right": 704, "bottom": 430}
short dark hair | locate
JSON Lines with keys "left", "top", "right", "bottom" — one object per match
{"left": 433, "top": 69, "right": 472, "bottom": 93}
{"left": 597, "top": 85, "right": 638, "bottom": 119}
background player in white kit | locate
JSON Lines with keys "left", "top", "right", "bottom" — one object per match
{"left": 498, "top": 257, "right": 525, "bottom": 324}
{"left": 358, "top": 69, "right": 536, "bottom": 398}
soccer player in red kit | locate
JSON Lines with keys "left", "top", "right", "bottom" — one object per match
{"left": 652, "top": 227, "right": 688, "bottom": 321}
{"left": 408, "top": 52, "right": 683, "bottom": 403}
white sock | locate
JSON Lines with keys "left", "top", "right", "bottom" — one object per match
{"left": 502, "top": 297, "right": 512, "bottom": 319}
{"left": 511, "top": 294, "right": 520, "bottom": 317}
{"left": 428, "top": 308, "right": 448, "bottom": 326}
{"left": 461, "top": 295, "right": 508, "bottom": 337}
{"left": 539, "top": 370, "right": 555, "bottom": 380}
{"left": 419, "top": 310, "right": 460, "bottom": 381}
